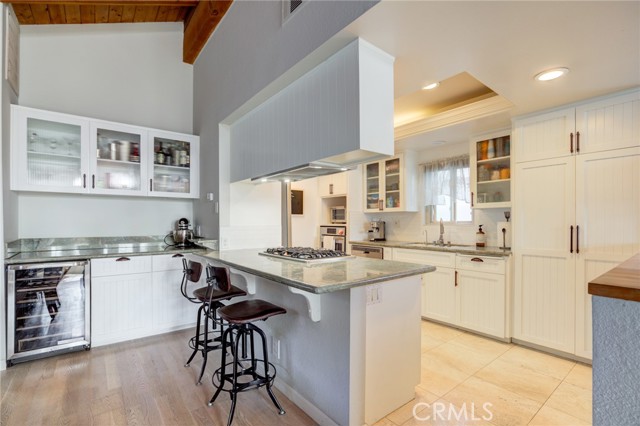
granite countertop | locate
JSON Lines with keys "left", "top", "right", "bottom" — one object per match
{"left": 4, "top": 236, "right": 210, "bottom": 265}
{"left": 197, "top": 249, "right": 435, "bottom": 294}
{"left": 588, "top": 252, "right": 640, "bottom": 302}
{"left": 349, "top": 240, "right": 511, "bottom": 257}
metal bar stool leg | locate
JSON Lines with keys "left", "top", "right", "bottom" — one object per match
{"left": 254, "top": 325, "right": 285, "bottom": 415}
{"left": 185, "top": 303, "right": 205, "bottom": 367}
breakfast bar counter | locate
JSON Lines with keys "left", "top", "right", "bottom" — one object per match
{"left": 195, "top": 249, "right": 434, "bottom": 426}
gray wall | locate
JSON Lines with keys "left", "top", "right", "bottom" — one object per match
{"left": 192, "top": 0, "right": 378, "bottom": 239}
{"left": 13, "top": 23, "right": 194, "bottom": 239}
{"left": 592, "top": 295, "right": 640, "bottom": 425}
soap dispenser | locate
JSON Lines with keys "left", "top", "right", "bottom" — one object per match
{"left": 476, "top": 225, "right": 486, "bottom": 248}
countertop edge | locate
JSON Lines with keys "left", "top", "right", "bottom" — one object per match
{"left": 197, "top": 252, "right": 435, "bottom": 294}
{"left": 349, "top": 240, "right": 511, "bottom": 257}
{"left": 588, "top": 253, "right": 640, "bottom": 303}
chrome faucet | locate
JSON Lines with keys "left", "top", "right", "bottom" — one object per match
{"left": 437, "top": 219, "right": 445, "bottom": 246}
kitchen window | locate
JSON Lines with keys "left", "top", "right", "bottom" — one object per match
{"left": 423, "top": 155, "right": 472, "bottom": 224}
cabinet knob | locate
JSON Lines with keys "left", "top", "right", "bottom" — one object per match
{"left": 470, "top": 257, "right": 484, "bottom": 262}
{"left": 115, "top": 257, "right": 131, "bottom": 262}
{"left": 172, "top": 253, "right": 184, "bottom": 258}
{"left": 455, "top": 270, "right": 458, "bottom": 286}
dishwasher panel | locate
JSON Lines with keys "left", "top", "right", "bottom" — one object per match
{"left": 7, "top": 260, "right": 90, "bottom": 365}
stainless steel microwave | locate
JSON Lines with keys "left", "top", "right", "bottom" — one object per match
{"left": 330, "top": 206, "right": 346, "bottom": 224}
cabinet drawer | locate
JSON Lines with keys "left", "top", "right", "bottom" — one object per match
{"left": 91, "top": 256, "right": 152, "bottom": 277}
{"left": 393, "top": 248, "right": 456, "bottom": 268}
{"left": 152, "top": 253, "right": 190, "bottom": 272}
{"left": 455, "top": 255, "right": 505, "bottom": 274}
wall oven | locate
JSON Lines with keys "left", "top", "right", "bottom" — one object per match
{"left": 6, "top": 260, "right": 90, "bottom": 366}
{"left": 320, "top": 225, "right": 346, "bottom": 252}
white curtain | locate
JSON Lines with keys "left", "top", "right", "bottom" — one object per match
{"left": 422, "top": 155, "right": 470, "bottom": 206}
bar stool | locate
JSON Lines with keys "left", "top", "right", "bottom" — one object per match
{"left": 180, "top": 260, "right": 246, "bottom": 385}
{"left": 208, "top": 297, "right": 287, "bottom": 425}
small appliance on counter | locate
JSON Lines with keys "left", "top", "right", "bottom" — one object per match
{"left": 368, "top": 220, "right": 386, "bottom": 241}
{"left": 172, "top": 217, "right": 194, "bottom": 248}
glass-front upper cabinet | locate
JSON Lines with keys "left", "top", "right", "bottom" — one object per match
{"left": 470, "top": 130, "right": 511, "bottom": 208}
{"left": 147, "top": 130, "right": 199, "bottom": 198}
{"left": 11, "top": 106, "right": 90, "bottom": 193}
{"left": 365, "top": 162, "right": 381, "bottom": 210}
{"left": 363, "top": 153, "right": 417, "bottom": 213}
{"left": 89, "top": 121, "right": 147, "bottom": 196}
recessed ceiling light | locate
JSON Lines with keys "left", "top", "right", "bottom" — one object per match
{"left": 260, "top": 178, "right": 268, "bottom": 183}
{"left": 534, "top": 67, "right": 569, "bottom": 81}
{"left": 422, "top": 82, "right": 440, "bottom": 90}
{"left": 340, "top": 167, "right": 349, "bottom": 171}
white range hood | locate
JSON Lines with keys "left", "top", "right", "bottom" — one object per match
{"left": 229, "top": 38, "right": 395, "bottom": 183}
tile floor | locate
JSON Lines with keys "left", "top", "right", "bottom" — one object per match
{"left": 375, "top": 321, "right": 592, "bottom": 426}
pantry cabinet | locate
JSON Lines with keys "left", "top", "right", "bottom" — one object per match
{"left": 512, "top": 89, "right": 640, "bottom": 359}
{"left": 470, "top": 129, "right": 511, "bottom": 208}
{"left": 10, "top": 105, "right": 199, "bottom": 198}
{"left": 363, "top": 152, "right": 417, "bottom": 212}
{"left": 393, "top": 248, "right": 508, "bottom": 339}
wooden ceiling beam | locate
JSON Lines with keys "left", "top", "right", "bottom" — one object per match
{"left": 2, "top": 1, "right": 198, "bottom": 6}
{"left": 182, "top": 0, "right": 231, "bottom": 64}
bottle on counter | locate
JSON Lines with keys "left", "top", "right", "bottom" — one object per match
{"left": 476, "top": 225, "right": 486, "bottom": 248}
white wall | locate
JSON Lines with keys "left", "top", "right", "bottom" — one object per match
{"left": 13, "top": 23, "right": 194, "bottom": 239}
{"left": 291, "top": 178, "right": 321, "bottom": 247}
{"left": 193, "top": 0, "right": 378, "bottom": 241}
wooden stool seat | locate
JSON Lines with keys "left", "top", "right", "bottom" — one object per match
{"left": 218, "top": 299, "right": 286, "bottom": 324}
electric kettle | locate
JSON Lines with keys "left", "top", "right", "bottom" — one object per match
{"left": 173, "top": 217, "right": 193, "bottom": 246}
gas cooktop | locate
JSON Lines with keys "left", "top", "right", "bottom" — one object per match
{"left": 260, "top": 247, "right": 353, "bottom": 263}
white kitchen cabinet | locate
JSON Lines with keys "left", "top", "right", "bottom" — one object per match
{"left": 470, "top": 129, "right": 511, "bottom": 208}
{"left": 318, "top": 172, "right": 348, "bottom": 197}
{"left": 90, "top": 120, "right": 148, "bottom": 196}
{"left": 151, "top": 253, "right": 201, "bottom": 333}
{"left": 148, "top": 129, "right": 200, "bottom": 198}
{"left": 10, "top": 105, "right": 200, "bottom": 199}
{"left": 91, "top": 256, "right": 154, "bottom": 347}
{"left": 393, "top": 249, "right": 508, "bottom": 339}
{"left": 456, "top": 255, "right": 507, "bottom": 339}
{"left": 512, "top": 89, "right": 640, "bottom": 359}
{"left": 363, "top": 152, "right": 417, "bottom": 212}
{"left": 10, "top": 105, "right": 90, "bottom": 193}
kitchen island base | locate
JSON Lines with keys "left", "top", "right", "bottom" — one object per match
{"left": 200, "top": 256, "right": 422, "bottom": 426}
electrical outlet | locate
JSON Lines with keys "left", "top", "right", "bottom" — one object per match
{"left": 221, "top": 238, "right": 229, "bottom": 249}
{"left": 271, "top": 336, "right": 281, "bottom": 360}
{"left": 366, "top": 285, "right": 382, "bottom": 305}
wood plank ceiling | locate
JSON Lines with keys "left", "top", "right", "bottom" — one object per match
{"left": 1, "top": 0, "right": 233, "bottom": 63}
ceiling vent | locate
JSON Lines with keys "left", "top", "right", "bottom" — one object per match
{"left": 282, "top": 0, "right": 304, "bottom": 23}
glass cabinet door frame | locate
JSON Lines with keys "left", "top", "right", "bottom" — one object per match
{"left": 88, "top": 120, "right": 149, "bottom": 197}
{"left": 470, "top": 128, "right": 512, "bottom": 209}
{"left": 147, "top": 129, "right": 200, "bottom": 199}
{"left": 11, "top": 105, "right": 91, "bottom": 194}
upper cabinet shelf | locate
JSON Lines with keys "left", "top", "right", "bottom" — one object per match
{"left": 470, "top": 130, "right": 511, "bottom": 208}
{"left": 10, "top": 105, "right": 199, "bottom": 199}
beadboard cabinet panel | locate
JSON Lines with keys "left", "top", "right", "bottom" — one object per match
{"left": 230, "top": 38, "right": 394, "bottom": 182}
{"left": 576, "top": 91, "right": 640, "bottom": 154}
{"left": 91, "top": 256, "right": 153, "bottom": 277}
{"left": 513, "top": 108, "right": 574, "bottom": 163}
{"left": 457, "top": 270, "right": 506, "bottom": 338}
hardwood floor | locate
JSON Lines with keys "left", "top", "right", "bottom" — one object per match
{"left": 2, "top": 321, "right": 593, "bottom": 426}
{"left": 0, "top": 329, "right": 317, "bottom": 426}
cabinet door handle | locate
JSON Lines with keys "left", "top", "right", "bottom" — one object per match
{"left": 150, "top": 179, "right": 153, "bottom": 192}
{"left": 455, "top": 270, "right": 458, "bottom": 287}
{"left": 576, "top": 131, "right": 580, "bottom": 153}
{"left": 115, "top": 257, "right": 131, "bottom": 262}
{"left": 576, "top": 225, "right": 580, "bottom": 254}
{"left": 570, "top": 225, "right": 574, "bottom": 253}
{"left": 470, "top": 257, "right": 484, "bottom": 262}
{"left": 570, "top": 133, "right": 574, "bottom": 153}
{"left": 92, "top": 174, "right": 95, "bottom": 189}
{"left": 83, "top": 173, "right": 86, "bottom": 188}
{"left": 378, "top": 199, "right": 383, "bottom": 211}
{"left": 329, "top": 183, "right": 333, "bottom": 195}
{"left": 172, "top": 253, "right": 184, "bottom": 258}
{"left": 471, "top": 192, "right": 474, "bottom": 207}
